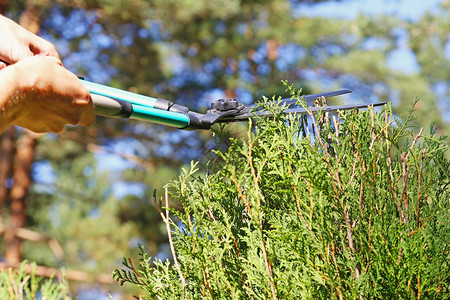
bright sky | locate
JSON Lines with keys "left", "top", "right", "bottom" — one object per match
{"left": 294, "top": 0, "right": 444, "bottom": 20}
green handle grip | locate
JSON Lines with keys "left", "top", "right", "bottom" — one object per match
{"left": 82, "top": 79, "right": 191, "bottom": 129}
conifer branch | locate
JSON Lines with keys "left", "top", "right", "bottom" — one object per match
{"left": 161, "top": 188, "right": 188, "bottom": 299}
{"left": 416, "top": 149, "right": 426, "bottom": 227}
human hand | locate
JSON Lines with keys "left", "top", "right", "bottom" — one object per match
{"left": 0, "top": 56, "right": 95, "bottom": 133}
{"left": 0, "top": 15, "right": 59, "bottom": 68}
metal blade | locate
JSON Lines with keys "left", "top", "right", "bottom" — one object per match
{"left": 217, "top": 101, "right": 388, "bottom": 122}
{"left": 283, "top": 89, "right": 353, "bottom": 105}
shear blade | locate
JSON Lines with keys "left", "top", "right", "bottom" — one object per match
{"left": 280, "top": 89, "right": 353, "bottom": 106}
{"left": 217, "top": 101, "right": 388, "bottom": 122}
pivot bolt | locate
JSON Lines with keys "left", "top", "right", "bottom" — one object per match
{"left": 211, "top": 98, "right": 239, "bottom": 111}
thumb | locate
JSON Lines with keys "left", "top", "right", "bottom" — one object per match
{"left": 30, "top": 38, "right": 60, "bottom": 60}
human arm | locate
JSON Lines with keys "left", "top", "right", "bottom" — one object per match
{"left": 0, "top": 56, "right": 94, "bottom": 133}
{"left": 0, "top": 15, "right": 59, "bottom": 68}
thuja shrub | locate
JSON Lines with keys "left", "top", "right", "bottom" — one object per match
{"left": 0, "top": 262, "right": 68, "bottom": 299}
{"left": 115, "top": 88, "right": 449, "bottom": 299}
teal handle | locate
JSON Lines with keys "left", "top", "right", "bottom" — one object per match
{"left": 131, "top": 103, "right": 190, "bottom": 128}
{"left": 81, "top": 79, "right": 190, "bottom": 129}
{"left": 81, "top": 79, "right": 159, "bottom": 107}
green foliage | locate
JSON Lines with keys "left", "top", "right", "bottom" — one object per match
{"left": 115, "top": 86, "right": 449, "bottom": 299}
{"left": 0, "top": 262, "right": 68, "bottom": 299}
{"left": 27, "top": 146, "right": 134, "bottom": 271}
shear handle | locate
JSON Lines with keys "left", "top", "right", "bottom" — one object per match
{"left": 91, "top": 94, "right": 133, "bottom": 118}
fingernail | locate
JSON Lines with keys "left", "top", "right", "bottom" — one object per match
{"left": 74, "top": 98, "right": 90, "bottom": 105}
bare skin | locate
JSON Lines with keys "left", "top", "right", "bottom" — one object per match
{"left": 0, "top": 15, "right": 94, "bottom": 133}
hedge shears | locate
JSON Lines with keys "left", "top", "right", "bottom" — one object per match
{"left": 81, "top": 79, "right": 387, "bottom": 130}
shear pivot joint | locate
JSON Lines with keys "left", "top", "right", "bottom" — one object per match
{"left": 211, "top": 98, "right": 239, "bottom": 111}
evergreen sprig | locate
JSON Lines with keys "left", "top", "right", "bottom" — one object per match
{"left": 0, "top": 261, "right": 68, "bottom": 299}
{"left": 113, "top": 244, "right": 149, "bottom": 287}
{"left": 115, "top": 85, "right": 450, "bottom": 299}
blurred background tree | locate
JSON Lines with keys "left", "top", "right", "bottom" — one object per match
{"left": 0, "top": 0, "right": 449, "bottom": 298}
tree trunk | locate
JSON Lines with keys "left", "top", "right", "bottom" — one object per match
{"left": 0, "top": 128, "right": 15, "bottom": 223}
{"left": 3, "top": 4, "right": 41, "bottom": 265}
{"left": 4, "top": 131, "right": 37, "bottom": 264}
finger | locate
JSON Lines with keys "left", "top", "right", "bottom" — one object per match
{"left": 46, "top": 119, "right": 67, "bottom": 133}
{"left": 79, "top": 108, "right": 96, "bottom": 127}
{"left": 38, "top": 55, "right": 64, "bottom": 66}
{"left": 39, "top": 109, "right": 75, "bottom": 133}
{"left": 77, "top": 97, "right": 95, "bottom": 127}
{"left": 0, "top": 45, "right": 33, "bottom": 64}
{"left": 0, "top": 55, "right": 11, "bottom": 65}
{"left": 30, "top": 39, "right": 60, "bottom": 60}
{"left": 42, "top": 43, "right": 60, "bottom": 59}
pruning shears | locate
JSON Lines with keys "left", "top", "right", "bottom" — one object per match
{"left": 81, "top": 79, "right": 387, "bottom": 130}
